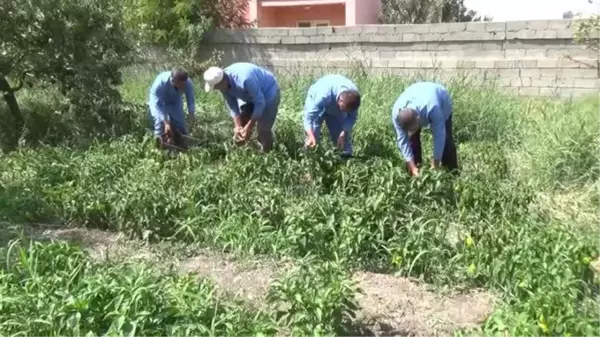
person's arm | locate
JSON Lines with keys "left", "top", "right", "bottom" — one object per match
{"left": 149, "top": 79, "right": 167, "bottom": 122}
{"left": 303, "top": 91, "right": 326, "bottom": 137}
{"left": 223, "top": 93, "right": 242, "bottom": 129}
{"left": 343, "top": 107, "right": 358, "bottom": 134}
{"left": 184, "top": 78, "right": 196, "bottom": 117}
{"left": 429, "top": 106, "right": 447, "bottom": 167}
{"left": 393, "top": 115, "right": 414, "bottom": 163}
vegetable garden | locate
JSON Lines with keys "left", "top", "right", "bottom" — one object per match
{"left": 0, "top": 65, "right": 599, "bottom": 336}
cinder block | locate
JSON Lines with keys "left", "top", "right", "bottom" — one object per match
{"left": 531, "top": 78, "right": 559, "bottom": 87}
{"left": 520, "top": 69, "right": 542, "bottom": 78}
{"left": 453, "top": 31, "right": 495, "bottom": 41}
{"left": 421, "top": 33, "right": 446, "bottom": 42}
{"left": 281, "top": 36, "right": 295, "bottom": 44}
{"left": 546, "top": 19, "right": 572, "bottom": 30}
{"left": 380, "top": 50, "right": 396, "bottom": 59}
{"left": 395, "top": 51, "right": 415, "bottom": 58}
{"left": 261, "top": 28, "right": 289, "bottom": 36}
{"left": 360, "top": 25, "right": 380, "bottom": 34}
{"left": 476, "top": 60, "right": 496, "bottom": 68}
{"left": 457, "top": 60, "right": 476, "bottom": 68}
{"left": 429, "top": 22, "right": 467, "bottom": 33}
{"left": 506, "top": 30, "right": 538, "bottom": 39}
{"left": 402, "top": 33, "right": 420, "bottom": 42}
{"left": 535, "top": 30, "right": 558, "bottom": 39}
{"left": 562, "top": 68, "right": 599, "bottom": 78}
{"left": 317, "top": 26, "right": 334, "bottom": 35}
{"left": 506, "top": 21, "right": 527, "bottom": 32}
{"left": 404, "top": 59, "right": 423, "bottom": 68}
{"left": 518, "top": 86, "right": 541, "bottom": 95}
{"left": 504, "top": 49, "right": 527, "bottom": 58}
{"left": 288, "top": 28, "right": 303, "bottom": 36}
{"left": 295, "top": 36, "right": 310, "bottom": 44}
{"left": 511, "top": 77, "right": 533, "bottom": 87}
{"left": 372, "top": 59, "right": 389, "bottom": 67}
{"left": 524, "top": 49, "right": 547, "bottom": 58}
{"left": 557, "top": 88, "right": 597, "bottom": 98}
{"left": 309, "top": 35, "right": 325, "bottom": 44}
{"left": 572, "top": 78, "right": 600, "bottom": 89}
{"left": 322, "top": 35, "right": 352, "bottom": 43}
{"left": 495, "top": 60, "right": 538, "bottom": 68}
{"left": 345, "top": 27, "right": 363, "bottom": 35}
{"left": 556, "top": 29, "right": 575, "bottom": 39}
{"left": 537, "top": 60, "right": 558, "bottom": 68}
{"left": 482, "top": 41, "right": 503, "bottom": 50}
{"left": 525, "top": 20, "right": 549, "bottom": 30}
{"left": 485, "top": 22, "right": 506, "bottom": 32}
{"left": 388, "top": 59, "right": 405, "bottom": 68}
{"left": 301, "top": 27, "right": 318, "bottom": 36}
{"left": 539, "top": 87, "right": 562, "bottom": 96}
{"left": 397, "top": 24, "right": 430, "bottom": 34}
{"left": 465, "top": 22, "right": 486, "bottom": 32}
{"left": 373, "top": 25, "right": 392, "bottom": 35}
{"left": 369, "top": 35, "right": 401, "bottom": 43}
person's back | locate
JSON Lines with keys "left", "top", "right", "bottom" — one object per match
{"left": 224, "top": 62, "right": 278, "bottom": 96}
{"left": 397, "top": 82, "right": 446, "bottom": 112}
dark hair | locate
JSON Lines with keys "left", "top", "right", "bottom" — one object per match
{"left": 171, "top": 68, "right": 189, "bottom": 82}
{"left": 397, "top": 108, "right": 418, "bottom": 130}
{"left": 339, "top": 90, "right": 361, "bottom": 110}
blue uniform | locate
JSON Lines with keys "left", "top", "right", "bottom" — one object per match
{"left": 221, "top": 62, "right": 280, "bottom": 128}
{"left": 148, "top": 71, "right": 195, "bottom": 136}
{"left": 391, "top": 82, "right": 452, "bottom": 162}
{"left": 303, "top": 74, "right": 359, "bottom": 155}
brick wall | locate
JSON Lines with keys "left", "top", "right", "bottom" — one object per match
{"left": 203, "top": 19, "right": 599, "bottom": 98}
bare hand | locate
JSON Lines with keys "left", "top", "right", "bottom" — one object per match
{"left": 306, "top": 136, "right": 317, "bottom": 148}
{"left": 337, "top": 131, "right": 346, "bottom": 149}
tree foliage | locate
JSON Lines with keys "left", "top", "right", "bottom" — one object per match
{"left": 122, "top": 0, "right": 252, "bottom": 76}
{"left": 0, "top": 0, "right": 135, "bottom": 152}
{"left": 379, "top": 0, "right": 492, "bottom": 24}
{"left": 573, "top": 1, "right": 600, "bottom": 54}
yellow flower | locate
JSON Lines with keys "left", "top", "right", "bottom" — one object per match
{"left": 467, "top": 263, "right": 476, "bottom": 275}
{"left": 465, "top": 235, "right": 474, "bottom": 248}
{"left": 538, "top": 315, "right": 549, "bottom": 333}
{"left": 392, "top": 255, "right": 402, "bottom": 266}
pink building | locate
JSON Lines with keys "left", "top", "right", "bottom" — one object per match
{"left": 246, "top": 0, "right": 382, "bottom": 27}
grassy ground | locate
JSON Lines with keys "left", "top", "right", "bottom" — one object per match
{"left": 0, "top": 64, "right": 599, "bottom": 336}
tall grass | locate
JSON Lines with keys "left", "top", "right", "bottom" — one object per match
{"left": 0, "top": 64, "right": 598, "bottom": 336}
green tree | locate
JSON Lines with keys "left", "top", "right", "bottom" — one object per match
{"left": 379, "top": 0, "right": 492, "bottom": 24}
{"left": 122, "top": 0, "right": 252, "bottom": 76}
{"left": 0, "top": 0, "right": 134, "bottom": 152}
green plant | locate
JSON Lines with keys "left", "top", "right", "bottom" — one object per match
{"left": 266, "top": 255, "right": 361, "bottom": 336}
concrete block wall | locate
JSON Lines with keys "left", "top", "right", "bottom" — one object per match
{"left": 203, "top": 19, "right": 599, "bottom": 98}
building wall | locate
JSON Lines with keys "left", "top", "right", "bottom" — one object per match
{"left": 259, "top": 3, "right": 346, "bottom": 27}
{"left": 354, "top": 0, "right": 382, "bottom": 25}
{"left": 203, "top": 20, "right": 600, "bottom": 98}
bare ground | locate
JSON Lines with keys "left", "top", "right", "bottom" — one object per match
{"left": 12, "top": 225, "right": 498, "bottom": 337}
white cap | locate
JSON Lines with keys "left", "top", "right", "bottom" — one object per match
{"left": 203, "top": 66, "right": 224, "bottom": 92}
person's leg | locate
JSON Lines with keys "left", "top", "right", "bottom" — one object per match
{"left": 164, "top": 104, "right": 188, "bottom": 149}
{"left": 257, "top": 91, "right": 280, "bottom": 153}
{"left": 441, "top": 115, "right": 458, "bottom": 173}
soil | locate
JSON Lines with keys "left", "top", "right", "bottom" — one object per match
{"left": 13, "top": 225, "right": 498, "bottom": 337}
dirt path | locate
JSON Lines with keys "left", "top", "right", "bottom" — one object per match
{"left": 18, "top": 225, "right": 497, "bottom": 336}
